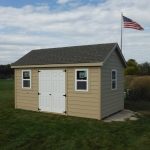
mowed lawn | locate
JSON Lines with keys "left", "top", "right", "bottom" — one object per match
{"left": 0, "top": 80, "right": 150, "bottom": 150}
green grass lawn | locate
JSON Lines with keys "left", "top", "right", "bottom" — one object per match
{"left": 0, "top": 79, "right": 150, "bottom": 150}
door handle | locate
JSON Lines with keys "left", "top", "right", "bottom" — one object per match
{"left": 63, "top": 94, "right": 66, "bottom": 97}
{"left": 49, "top": 94, "right": 51, "bottom": 95}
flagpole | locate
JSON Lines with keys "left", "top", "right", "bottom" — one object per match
{"left": 121, "top": 12, "right": 123, "bottom": 52}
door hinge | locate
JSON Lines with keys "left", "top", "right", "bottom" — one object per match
{"left": 38, "top": 108, "right": 41, "bottom": 111}
{"left": 38, "top": 93, "right": 41, "bottom": 95}
{"left": 38, "top": 70, "right": 41, "bottom": 73}
{"left": 63, "top": 69, "right": 66, "bottom": 72}
{"left": 63, "top": 94, "right": 66, "bottom": 97}
{"left": 63, "top": 111, "right": 66, "bottom": 114}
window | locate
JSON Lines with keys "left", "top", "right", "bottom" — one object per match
{"left": 22, "top": 70, "right": 31, "bottom": 88}
{"left": 111, "top": 70, "right": 117, "bottom": 90}
{"left": 75, "top": 69, "right": 88, "bottom": 91}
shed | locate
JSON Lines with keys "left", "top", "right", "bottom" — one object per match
{"left": 11, "top": 43, "right": 127, "bottom": 120}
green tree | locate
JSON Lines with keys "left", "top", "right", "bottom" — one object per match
{"left": 0, "top": 64, "right": 14, "bottom": 79}
{"left": 139, "top": 62, "right": 150, "bottom": 75}
{"left": 125, "top": 59, "right": 140, "bottom": 75}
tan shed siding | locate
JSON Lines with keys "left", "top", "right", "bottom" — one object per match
{"left": 67, "top": 67, "right": 99, "bottom": 119}
{"left": 15, "top": 68, "right": 38, "bottom": 111}
{"left": 101, "top": 50, "right": 124, "bottom": 118}
{"left": 15, "top": 67, "right": 100, "bottom": 119}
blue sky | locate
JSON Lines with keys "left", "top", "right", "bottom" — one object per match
{"left": 0, "top": 0, "right": 150, "bottom": 64}
{"left": 0, "top": 0, "right": 51, "bottom": 7}
{"left": 0, "top": 0, "right": 103, "bottom": 7}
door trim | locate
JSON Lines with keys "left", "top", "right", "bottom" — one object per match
{"left": 38, "top": 70, "right": 66, "bottom": 114}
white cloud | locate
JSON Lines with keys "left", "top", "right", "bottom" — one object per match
{"left": 57, "top": 0, "right": 70, "bottom": 4}
{"left": 0, "top": 0, "right": 150, "bottom": 64}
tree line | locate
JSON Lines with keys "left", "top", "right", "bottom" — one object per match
{"left": 125, "top": 59, "right": 150, "bottom": 75}
{"left": 0, "top": 64, "right": 14, "bottom": 79}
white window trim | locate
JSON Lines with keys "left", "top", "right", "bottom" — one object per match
{"left": 75, "top": 69, "right": 88, "bottom": 92}
{"left": 22, "top": 70, "right": 31, "bottom": 89}
{"left": 111, "top": 69, "right": 117, "bottom": 90}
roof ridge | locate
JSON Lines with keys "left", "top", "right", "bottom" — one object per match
{"left": 32, "top": 42, "right": 117, "bottom": 51}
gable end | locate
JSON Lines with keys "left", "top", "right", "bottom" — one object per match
{"left": 102, "top": 44, "right": 127, "bottom": 68}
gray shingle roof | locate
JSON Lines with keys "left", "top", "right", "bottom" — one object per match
{"left": 12, "top": 43, "right": 117, "bottom": 66}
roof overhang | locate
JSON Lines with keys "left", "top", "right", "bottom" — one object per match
{"left": 11, "top": 62, "right": 103, "bottom": 69}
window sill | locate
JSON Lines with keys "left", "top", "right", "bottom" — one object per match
{"left": 74, "top": 90, "right": 91, "bottom": 94}
{"left": 111, "top": 89, "right": 117, "bottom": 90}
{"left": 21, "top": 88, "right": 32, "bottom": 91}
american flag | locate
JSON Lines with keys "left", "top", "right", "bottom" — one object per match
{"left": 122, "top": 15, "right": 144, "bottom": 30}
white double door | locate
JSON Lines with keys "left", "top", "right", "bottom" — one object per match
{"left": 39, "top": 70, "right": 65, "bottom": 114}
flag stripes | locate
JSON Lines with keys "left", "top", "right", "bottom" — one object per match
{"left": 122, "top": 15, "right": 144, "bottom": 30}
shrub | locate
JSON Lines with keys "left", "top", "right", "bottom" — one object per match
{"left": 125, "top": 76, "right": 150, "bottom": 102}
